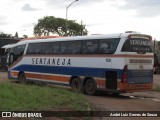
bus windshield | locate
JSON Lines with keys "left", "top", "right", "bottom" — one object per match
{"left": 121, "top": 38, "right": 152, "bottom": 53}
{"left": 8, "top": 45, "right": 26, "bottom": 65}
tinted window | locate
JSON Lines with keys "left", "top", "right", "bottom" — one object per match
{"left": 99, "top": 38, "right": 120, "bottom": 54}
{"left": 26, "top": 43, "right": 42, "bottom": 54}
{"left": 121, "top": 38, "right": 152, "bottom": 53}
{"left": 10, "top": 45, "right": 26, "bottom": 63}
{"left": 82, "top": 40, "right": 98, "bottom": 54}
{"left": 41, "top": 42, "right": 60, "bottom": 54}
{"left": 60, "top": 41, "right": 81, "bottom": 54}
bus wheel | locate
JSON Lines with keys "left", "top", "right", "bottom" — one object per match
{"left": 18, "top": 73, "right": 26, "bottom": 84}
{"left": 84, "top": 78, "right": 97, "bottom": 95}
{"left": 71, "top": 78, "right": 82, "bottom": 92}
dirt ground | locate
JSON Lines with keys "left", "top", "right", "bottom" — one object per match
{"left": 0, "top": 71, "right": 8, "bottom": 82}
{"left": 86, "top": 75, "right": 160, "bottom": 120}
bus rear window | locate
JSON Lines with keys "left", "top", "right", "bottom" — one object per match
{"left": 121, "top": 38, "right": 152, "bottom": 53}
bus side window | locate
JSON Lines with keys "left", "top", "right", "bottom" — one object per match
{"left": 82, "top": 40, "right": 98, "bottom": 54}
{"left": 26, "top": 43, "right": 42, "bottom": 54}
{"left": 51, "top": 42, "right": 60, "bottom": 54}
{"left": 51, "top": 46, "right": 60, "bottom": 54}
{"left": 70, "top": 41, "right": 81, "bottom": 54}
{"left": 99, "top": 43, "right": 109, "bottom": 53}
{"left": 41, "top": 43, "right": 48, "bottom": 54}
{"left": 60, "top": 41, "right": 81, "bottom": 54}
{"left": 61, "top": 43, "right": 70, "bottom": 54}
{"left": 99, "top": 39, "right": 120, "bottom": 54}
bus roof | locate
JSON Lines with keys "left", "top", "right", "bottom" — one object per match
{"left": 21, "top": 36, "right": 63, "bottom": 41}
{"left": 1, "top": 44, "right": 16, "bottom": 49}
{"left": 10, "top": 33, "right": 152, "bottom": 47}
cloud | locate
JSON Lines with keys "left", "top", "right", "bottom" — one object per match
{"left": 13, "top": 0, "right": 160, "bottom": 18}
{"left": 117, "top": 0, "right": 160, "bottom": 17}
{"left": 43, "top": 0, "right": 106, "bottom": 8}
{"left": 0, "top": 15, "right": 8, "bottom": 26}
{"left": 21, "top": 3, "right": 40, "bottom": 11}
{"left": 0, "top": 15, "right": 6, "bottom": 21}
{"left": 0, "top": 22, "right": 8, "bottom": 26}
{"left": 21, "top": 23, "right": 35, "bottom": 28}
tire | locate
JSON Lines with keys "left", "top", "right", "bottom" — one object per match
{"left": 18, "top": 73, "right": 26, "bottom": 83}
{"left": 71, "top": 78, "right": 82, "bottom": 92}
{"left": 84, "top": 78, "right": 97, "bottom": 95}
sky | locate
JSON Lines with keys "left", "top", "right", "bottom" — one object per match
{"left": 0, "top": 0, "right": 160, "bottom": 40}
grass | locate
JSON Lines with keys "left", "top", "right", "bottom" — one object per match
{"left": 0, "top": 82, "right": 92, "bottom": 111}
{"left": 153, "top": 85, "right": 160, "bottom": 92}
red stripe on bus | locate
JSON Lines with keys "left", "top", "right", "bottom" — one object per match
{"left": 96, "top": 79, "right": 106, "bottom": 88}
{"left": 25, "top": 73, "right": 70, "bottom": 82}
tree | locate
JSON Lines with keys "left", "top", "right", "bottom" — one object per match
{"left": 0, "top": 32, "right": 12, "bottom": 38}
{"left": 15, "top": 32, "right": 19, "bottom": 38}
{"left": 23, "top": 35, "right": 28, "bottom": 38}
{"left": 158, "top": 41, "right": 160, "bottom": 51}
{"left": 33, "top": 16, "right": 88, "bottom": 36}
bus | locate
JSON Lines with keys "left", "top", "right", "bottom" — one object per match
{"left": 0, "top": 38, "right": 20, "bottom": 70}
{"left": 6, "top": 32, "right": 153, "bottom": 95}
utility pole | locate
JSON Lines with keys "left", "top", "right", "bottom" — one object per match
{"left": 65, "top": 0, "right": 79, "bottom": 36}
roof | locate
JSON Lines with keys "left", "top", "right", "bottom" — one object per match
{"left": 1, "top": 44, "right": 16, "bottom": 49}
{"left": 21, "top": 36, "right": 62, "bottom": 41}
{"left": 7, "top": 33, "right": 152, "bottom": 47}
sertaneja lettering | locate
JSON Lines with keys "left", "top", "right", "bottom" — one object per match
{"left": 43, "top": 58, "right": 46, "bottom": 64}
{"left": 31, "top": 58, "right": 71, "bottom": 66}
{"left": 130, "top": 40, "right": 150, "bottom": 46}
{"left": 62, "top": 59, "right": 65, "bottom": 65}
{"left": 39, "top": 58, "right": 43, "bottom": 64}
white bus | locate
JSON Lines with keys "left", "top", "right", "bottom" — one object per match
{"left": 6, "top": 32, "right": 153, "bottom": 95}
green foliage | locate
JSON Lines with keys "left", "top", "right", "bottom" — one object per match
{"left": 0, "top": 32, "right": 12, "bottom": 38}
{"left": 153, "top": 85, "right": 160, "bottom": 92}
{"left": 0, "top": 82, "right": 91, "bottom": 111}
{"left": 15, "top": 32, "right": 18, "bottom": 38}
{"left": 158, "top": 41, "right": 160, "bottom": 46}
{"left": 34, "top": 16, "right": 88, "bottom": 36}
{"left": 23, "top": 35, "right": 28, "bottom": 38}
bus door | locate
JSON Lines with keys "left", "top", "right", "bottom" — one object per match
{"left": 106, "top": 71, "right": 117, "bottom": 90}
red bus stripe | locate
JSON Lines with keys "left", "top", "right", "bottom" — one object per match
{"left": 25, "top": 73, "right": 70, "bottom": 82}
